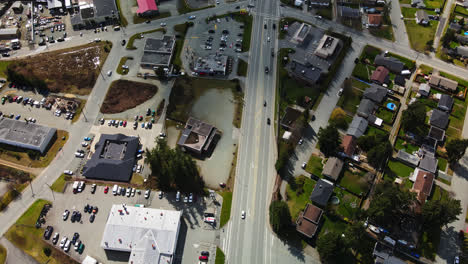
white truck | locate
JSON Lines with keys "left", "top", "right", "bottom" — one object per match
{"left": 72, "top": 181, "right": 79, "bottom": 193}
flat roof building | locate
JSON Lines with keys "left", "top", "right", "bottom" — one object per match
{"left": 137, "top": 0, "right": 159, "bottom": 16}
{"left": 289, "top": 60, "right": 323, "bottom": 85}
{"left": 292, "top": 23, "right": 312, "bottom": 43}
{"left": 101, "top": 204, "right": 182, "bottom": 264}
{"left": 83, "top": 134, "right": 139, "bottom": 182}
{"left": 314, "top": 35, "right": 340, "bottom": 59}
{"left": 178, "top": 117, "right": 219, "bottom": 155}
{"left": 0, "top": 118, "right": 56, "bottom": 154}
{"left": 71, "top": 0, "right": 119, "bottom": 29}
{"left": 193, "top": 54, "right": 229, "bottom": 76}
{"left": 140, "top": 35, "right": 176, "bottom": 68}
{"left": 0, "top": 28, "right": 18, "bottom": 40}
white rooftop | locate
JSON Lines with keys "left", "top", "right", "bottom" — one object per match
{"left": 101, "top": 204, "right": 182, "bottom": 264}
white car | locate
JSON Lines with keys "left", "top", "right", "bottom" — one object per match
{"left": 145, "top": 189, "right": 150, "bottom": 199}
{"left": 298, "top": 139, "right": 303, "bottom": 145}
{"left": 94, "top": 38, "right": 101, "bottom": 42}
{"left": 301, "top": 162, "right": 307, "bottom": 169}
{"left": 107, "top": 70, "right": 112, "bottom": 76}
{"left": 368, "top": 225, "right": 380, "bottom": 234}
{"left": 81, "top": 142, "right": 88, "bottom": 147}
{"left": 315, "top": 15, "right": 322, "bottom": 19}
{"left": 137, "top": 165, "right": 142, "bottom": 173}
{"left": 126, "top": 188, "right": 131, "bottom": 197}
{"left": 241, "top": 210, "right": 246, "bottom": 219}
{"left": 60, "top": 237, "right": 68, "bottom": 248}
{"left": 160, "top": 22, "right": 166, "bottom": 27}
{"left": 267, "top": 36, "right": 270, "bottom": 42}
{"left": 131, "top": 188, "right": 136, "bottom": 196}
{"left": 338, "top": 88, "right": 343, "bottom": 96}
{"left": 63, "top": 210, "right": 70, "bottom": 220}
{"left": 64, "top": 240, "right": 71, "bottom": 252}
{"left": 75, "top": 152, "right": 84, "bottom": 158}
{"left": 64, "top": 170, "right": 73, "bottom": 175}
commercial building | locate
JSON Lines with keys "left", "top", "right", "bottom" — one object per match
{"left": 101, "top": 204, "right": 182, "bottom": 264}
{"left": 314, "top": 35, "right": 340, "bottom": 59}
{"left": 141, "top": 35, "right": 176, "bottom": 69}
{"left": 193, "top": 54, "right": 229, "bottom": 76}
{"left": 70, "top": 0, "right": 119, "bottom": 29}
{"left": 177, "top": 117, "right": 219, "bottom": 155}
{"left": 0, "top": 28, "right": 18, "bottom": 40}
{"left": 83, "top": 134, "right": 139, "bottom": 182}
{"left": 0, "top": 118, "right": 56, "bottom": 154}
{"left": 137, "top": 0, "right": 159, "bottom": 16}
{"left": 292, "top": 23, "right": 312, "bottom": 43}
{"left": 295, "top": 203, "right": 323, "bottom": 238}
{"left": 289, "top": 60, "right": 323, "bottom": 85}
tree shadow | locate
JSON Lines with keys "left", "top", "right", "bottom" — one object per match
{"left": 436, "top": 226, "right": 460, "bottom": 264}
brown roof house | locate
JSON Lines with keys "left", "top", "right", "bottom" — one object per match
{"left": 367, "top": 14, "right": 383, "bottom": 27}
{"left": 177, "top": 117, "right": 219, "bottom": 155}
{"left": 322, "top": 157, "right": 344, "bottom": 181}
{"left": 428, "top": 75, "right": 458, "bottom": 92}
{"left": 411, "top": 168, "right": 434, "bottom": 205}
{"left": 295, "top": 203, "right": 323, "bottom": 238}
{"left": 341, "top": 135, "right": 357, "bottom": 157}
{"left": 370, "top": 66, "right": 390, "bottom": 85}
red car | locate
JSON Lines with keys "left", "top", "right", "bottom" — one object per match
{"left": 123, "top": 121, "right": 127, "bottom": 127}
{"left": 104, "top": 186, "right": 109, "bottom": 194}
{"left": 12, "top": 96, "right": 18, "bottom": 102}
{"left": 199, "top": 256, "right": 208, "bottom": 261}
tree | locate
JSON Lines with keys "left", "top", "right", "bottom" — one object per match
{"left": 446, "top": 139, "right": 468, "bottom": 164}
{"left": 459, "top": 18, "right": 465, "bottom": 26}
{"left": 367, "top": 141, "right": 392, "bottom": 170}
{"left": 318, "top": 124, "right": 342, "bottom": 157}
{"left": 367, "top": 180, "right": 416, "bottom": 227}
{"left": 330, "top": 107, "right": 349, "bottom": 130}
{"left": 43, "top": 247, "right": 51, "bottom": 257}
{"left": 317, "top": 231, "right": 348, "bottom": 263}
{"left": 422, "top": 197, "right": 462, "bottom": 228}
{"left": 357, "top": 135, "right": 376, "bottom": 152}
{"left": 269, "top": 200, "right": 292, "bottom": 234}
{"left": 442, "top": 29, "right": 456, "bottom": 47}
{"left": 425, "top": 40, "right": 434, "bottom": 51}
{"left": 343, "top": 222, "right": 374, "bottom": 262}
{"left": 401, "top": 101, "right": 428, "bottom": 137}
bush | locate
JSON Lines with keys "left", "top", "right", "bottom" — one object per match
{"left": 43, "top": 247, "right": 51, "bottom": 257}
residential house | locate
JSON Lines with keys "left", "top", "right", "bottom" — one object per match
{"left": 367, "top": 14, "right": 383, "bottom": 27}
{"left": 374, "top": 54, "right": 405, "bottom": 73}
{"left": 430, "top": 109, "right": 450, "bottom": 129}
{"left": 415, "top": 10, "right": 429, "bottom": 25}
{"left": 280, "top": 107, "right": 303, "bottom": 130}
{"left": 438, "top": 94, "right": 454, "bottom": 112}
{"left": 394, "top": 75, "right": 406, "bottom": 86}
{"left": 449, "top": 22, "right": 462, "bottom": 32}
{"left": 428, "top": 75, "right": 458, "bottom": 92}
{"left": 370, "top": 66, "right": 390, "bottom": 85}
{"left": 412, "top": 168, "right": 435, "bottom": 206}
{"left": 136, "top": 0, "right": 159, "bottom": 16}
{"left": 455, "top": 46, "right": 468, "bottom": 58}
{"left": 396, "top": 150, "right": 420, "bottom": 167}
{"left": 341, "top": 135, "right": 357, "bottom": 157}
{"left": 295, "top": 203, "right": 323, "bottom": 238}
{"left": 289, "top": 60, "right": 323, "bottom": 85}
{"left": 357, "top": 99, "right": 377, "bottom": 119}
{"left": 364, "top": 83, "right": 388, "bottom": 103}
{"left": 418, "top": 83, "right": 430, "bottom": 97}
{"left": 322, "top": 157, "right": 344, "bottom": 181}
{"left": 310, "top": 179, "right": 334, "bottom": 207}
{"left": 428, "top": 126, "right": 445, "bottom": 142}
{"left": 309, "top": 0, "right": 330, "bottom": 7}
{"left": 421, "top": 137, "right": 437, "bottom": 153}
{"left": 419, "top": 153, "right": 438, "bottom": 174}
{"left": 339, "top": 6, "right": 361, "bottom": 19}
{"left": 456, "top": 34, "right": 468, "bottom": 44}
{"left": 347, "top": 116, "right": 369, "bottom": 138}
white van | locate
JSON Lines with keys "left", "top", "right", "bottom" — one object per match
{"left": 176, "top": 191, "right": 181, "bottom": 202}
{"left": 112, "top": 185, "right": 118, "bottom": 195}
{"left": 401, "top": 70, "right": 411, "bottom": 75}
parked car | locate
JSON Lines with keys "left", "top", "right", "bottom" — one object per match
{"left": 241, "top": 210, "right": 246, "bottom": 219}
{"left": 90, "top": 213, "right": 95, "bottom": 223}
{"left": 158, "top": 191, "right": 163, "bottom": 199}
{"left": 43, "top": 226, "right": 53, "bottom": 239}
{"left": 52, "top": 233, "right": 59, "bottom": 244}
{"left": 104, "top": 186, "right": 109, "bottom": 193}
{"left": 64, "top": 170, "right": 73, "bottom": 175}
{"left": 301, "top": 162, "right": 307, "bottom": 169}
{"left": 71, "top": 232, "right": 79, "bottom": 244}
{"left": 74, "top": 240, "right": 81, "bottom": 251}
{"left": 64, "top": 240, "right": 71, "bottom": 252}
{"left": 63, "top": 210, "right": 70, "bottom": 220}
{"left": 199, "top": 255, "right": 208, "bottom": 261}
{"left": 189, "top": 193, "right": 193, "bottom": 203}
{"left": 60, "top": 237, "right": 68, "bottom": 248}
{"left": 145, "top": 189, "right": 151, "bottom": 199}
{"left": 126, "top": 188, "right": 131, "bottom": 197}
{"left": 201, "top": 251, "right": 210, "bottom": 256}
{"left": 91, "top": 184, "right": 97, "bottom": 194}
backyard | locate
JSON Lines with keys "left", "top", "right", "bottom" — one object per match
{"left": 352, "top": 63, "right": 375, "bottom": 82}
{"left": 395, "top": 137, "right": 419, "bottom": 153}
{"left": 385, "top": 159, "right": 414, "bottom": 178}
{"left": 375, "top": 107, "right": 394, "bottom": 124}
{"left": 286, "top": 175, "right": 316, "bottom": 219}
{"left": 305, "top": 155, "right": 323, "bottom": 177}
{"left": 331, "top": 188, "right": 361, "bottom": 220}
{"left": 338, "top": 168, "right": 371, "bottom": 195}
{"left": 404, "top": 20, "right": 438, "bottom": 52}
{"left": 337, "top": 81, "right": 364, "bottom": 114}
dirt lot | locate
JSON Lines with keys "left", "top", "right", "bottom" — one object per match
{"left": 100, "top": 79, "right": 158, "bottom": 114}
{"left": 5, "top": 42, "right": 112, "bottom": 95}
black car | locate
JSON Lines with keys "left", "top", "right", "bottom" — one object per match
{"left": 235, "top": 5, "right": 240, "bottom": 9}
{"left": 72, "top": 232, "right": 79, "bottom": 244}
{"left": 208, "top": 29, "right": 215, "bottom": 34}
{"left": 265, "top": 67, "right": 269, "bottom": 74}
{"left": 264, "top": 101, "right": 267, "bottom": 107}
{"left": 222, "top": 29, "right": 229, "bottom": 34}
{"left": 121, "top": 39, "right": 126, "bottom": 46}
{"left": 71, "top": 211, "right": 77, "bottom": 222}
{"left": 76, "top": 212, "right": 82, "bottom": 222}
{"left": 2, "top": 53, "right": 10, "bottom": 57}
{"left": 43, "top": 226, "right": 53, "bottom": 239}
{"left": 273, "top": 23, "right": 276, "bottom": 29}
{"left": 145, "top": 20, "right": 151, "bottom": 24}
{"left": 90, "top": 214, "right": 95, "bottom": 223}
{"left": 84, "top": 204, "right": 89, "bottom": 213}
{"left": 264, "top": 24, "right": 267, "bottom": 29}
{"left": 201, "top": 251, "right": 210, "bottom": 256}
{"left": 267, "top": 118, "right": 271, "bottom": 125}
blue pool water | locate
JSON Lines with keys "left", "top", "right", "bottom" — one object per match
{"left": 387, "top": 103, "right": 396, "bottom": 111}
{"left": 465, "top": 32, "right": 468, "bottom": 36}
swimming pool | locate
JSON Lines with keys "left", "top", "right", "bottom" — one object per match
{"left": 387, "top": 102, "right": 396, "bottom": 111}
{"left": 465, "top": 32, "right": 468, "bottom": 36}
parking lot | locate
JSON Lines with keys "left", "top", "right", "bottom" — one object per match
{"left": 43, "top": 184, "right": 221, "bottom": 263}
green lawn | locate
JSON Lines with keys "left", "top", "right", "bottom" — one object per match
{"left": 219, "top": 191, "right": 233, "bottom": 228}
{"left": 369, "top": 25, "right": 394, "bottom": 41}
{"left": 385, "top": 160, "right": 414, "bottom": 178}
{"left": 449, "top": 115, "right": 464, "bottom": 130}
{"left": 305, "top": 155, "right": 323, "bottom": 177}
{"left": 404, "top": 20, "right": 438, "bottom": 52}
{"left": 424, "top": 0, "right": 444, "bottom": 9}
{"left": 446, "top": 126, "right": 461, "bottom": 140}
{"left": 360, "top": 45, "right": 382, "bottom": 63}
{"left": 286, "top": 175, "right": 316, "bottom": 219}
{"left": 455, "top": 5, "right": 468, "bottom": 17}
{"left": 237, "top": 59, "right": 248, "bottom": 77}
{"left": 395, "top": 138, "right": 420, "bottom": 153}
{"left": 419, "top": 64, "right": 433, "bottom": 75}
{"left": 319, "top": 214, "right": 349, "bottom": 235}
{"left": 365, "top": 126, "right": 389, "bottom": 137}
{"left": 401, "top": 7, "right": 419, "bottom": 18}
{"left": 0, "top": 244, "right": 5, "bottom": 264}
{"left": 339, "top": 169, "right": 370, "bottom": 195}
{"left": 449, "top": 41, "right": 460, "bottom": 49}
{"left": 215, "top": 247, "right": 225, "bottom": 264}
{"left": 352, "top": 63, "right": 375, "bottom": 82}
{"left": 116, "top": 56, "right": 133, "bottom": 75}
{"left": 332, "top": 188, "right": 361, "bottom": 220}
{"left": 50, "top": 174, "right": 71, "bottom": 193}
{"left": 438, "top": 157, "right": 447, "bottom": 171}
{"left": 0, "top": 60, "right": 11, "bottom": 78}
{"left": 337, "top": 86, "right": 363, "bottom": 114}
{"left": 351, "top": 78, "right": 370, "bottom": 90}
{"left": 115, "top": 0, "right": 129, "bottom": 27}
{"left": 375, "top": 107, "right": 394, "bottom": 124}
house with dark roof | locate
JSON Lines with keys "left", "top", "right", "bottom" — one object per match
{"left": 456, "top": 46, "right": 468, "bottom": 58}
{"left": 374, "top": 54, "right": 405, "bottom": 73}
{"left": 289, "top": 60, "right": 323, "bottom": 85}
{"left": 396, "top": 150, "right": 420, "bottom": 167}
{"left": 357, "top": 99, "right": 377, "bottom": 119}
{"left": 309, "top": 0, "right": 330, "bottom": 6}
{"left": 438, "top": 94, "right": 454, "bottom": 112}
{"left": 449, "top": 23, "right": 462, "bottom": 32}
{"left": 341, "top": 135, "right": 357, "bottom": 157}
{"left": 411, "top": 168, "right": 434, "bottom": 205}
{"left": 339, "top": 6, "right": 361, "bottom": 19}
{"left": 415, "top": 10, "right": 429, "bottom": 25}
{"left": 280, "top": 107, "right": 302, "bottom": 130}
{"left": 83, "top": 134, "right": 139, "bottom": 182}
{"left": 394, "top": 75, "right": 406, "bottom": 86}
{"left": 430, "top": 109, "right": 449, "bottom": 129}
{"left": 368, "top": 14, "right": 383, "bottom": 27}
{"left": 347, "top": 116, "right": 368, "bottom": 138}
{"left": 322, "top": 157, "right": 344, "bottom": 181}
{"left": 373, "top": 242, "right": 407, "bottom": 264}
{"left": 295, "top": 203, "right": 323, "bottom": 238}
{"left": 419, "top": 153, "right": 438, "bottom": 174}
{"left": 428, "top": 126, "right": 445, "bottom": 142}
{"left": 70, "top": 0, "right": 119, "bottom": 29}
{"left": 310, "top": 179, "right": 334, "bottom": 207}
{"left": 456, "top": 34, "right": 468, "bottom": 44}
{"left": 428, "top": 75, "right": 458, "bottom": 92}
{"left": 364, "top": 84, "right": 388, "bottom": 103}
{"left": 370, "top": 66, "right": 390, "bottom": 85}
{"left": 178, "top": 117, "right": 219, "bottom": 155}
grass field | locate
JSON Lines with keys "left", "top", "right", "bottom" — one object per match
{"left": 352, "top": 63, "right": 375, "bottom": 82}
{"left": 0, "top": 60, "right": 11, "bottom": 78}
{"left": 0, "top": 244, "right": 5, "bottom": 264}
{"left": 365, "top": 126, "right": 388, "bottom": 137}
{"left": 438, "top": 157, "right": 447, "bottom": 171}
{"left": 375, "top": 107, "right": 394, "bottom": 124}
{"left": 101, "top": 80, "right": 157, "bottom": 114}
{"left": 455, "top": 5, "right": 468, "bottom": 17}
{"left": 50, "top": 174, "right": 71, "bottom": 193}
{"left": 133, "top": 11, "right": 171, "bottom": 24}
{"left": 332, "top": 188, "right": 361, "bottom": 219}
{"left": 401, "top": 7, "right": 419, "bottom": 18}
{"left": 0, "top": 130, "right": 68, "bottom": 168}
{"left": 339, "top": 169, "right": 370, "bottom": 195}
{"left": 369, "top": 25, "right": 394, "bottom": 41}
{"left": 219, "top": 191, "right": 233, "bottom": 228}
{"left": 116, "top": 56, "right": 133, "bottom": 75}
{"left": 337, "top": 86, "right": 363, "bottom": 114}
{"left": 424, "top": 0, "right": 444, "bottom": 9}
{"left": 286, "top": 175, "right": 316, "bottom": 219}
{"left": 386, "top": 160, "right": 414, "bottom": 178}
{"left": 404, "top": 20, "right": 438, "bottom": 52}
{"left": 305, "top": 155, "right": 323, "bottom": 177}
{"left": 237, "top": 59, "right": 248, "bottom": 77}
{"left": 5, "top": 199, "right": 77, "bottom": 264}
{"left": 215, "top": 247, "right": 225, "bottom": 264}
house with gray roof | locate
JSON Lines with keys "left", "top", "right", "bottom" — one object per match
{"left": 438, "top": 94, "right": 454, "bottom": 112}
{"left": 419, "top": 154, "right": 438, "bottom": 174}
{"left": 456, "top": 46, "right": 468, "bottom": 58}
{"left": 310, "top": 179, "right": 334, "bottom": 207}
{"left": 374, "top": 54, "right": 405, "bottom": 73}
{"left": 357, "top": 99, "right": 377, "bottom": 119}
{"left": 322, "top": 157, "right": 344, "bottom": 181}
{"left": 396, "top": 150, "right": 420, "bottom": 167}
{"left": 430, "top": 109, "right": 450, "bottom": 129}
{"left": 364, "top": 84, "right": 388, "bottom": 103}
{"left": 418, "top": 83, "right": 430, "bottom": 97}
{"left": 456, "top": 35, "right": 468, "bottom": 44}
{"left": 347, "top": 116, "right": 369, "bottom": 138}
{"left": 428, "top": 126, "right": 445, "bottom": 142}
{"left": 416, "top": 10, "right": 429, "bottom": 25}
{"left": 339, "top": 6, "right": 361, "bottom": 19}
{"left": 289, "top": 60, "right": 323, "bottom": 85}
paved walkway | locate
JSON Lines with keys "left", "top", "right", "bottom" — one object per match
{"left": 0, "top": 237, "right": 38, "bottom": 264}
